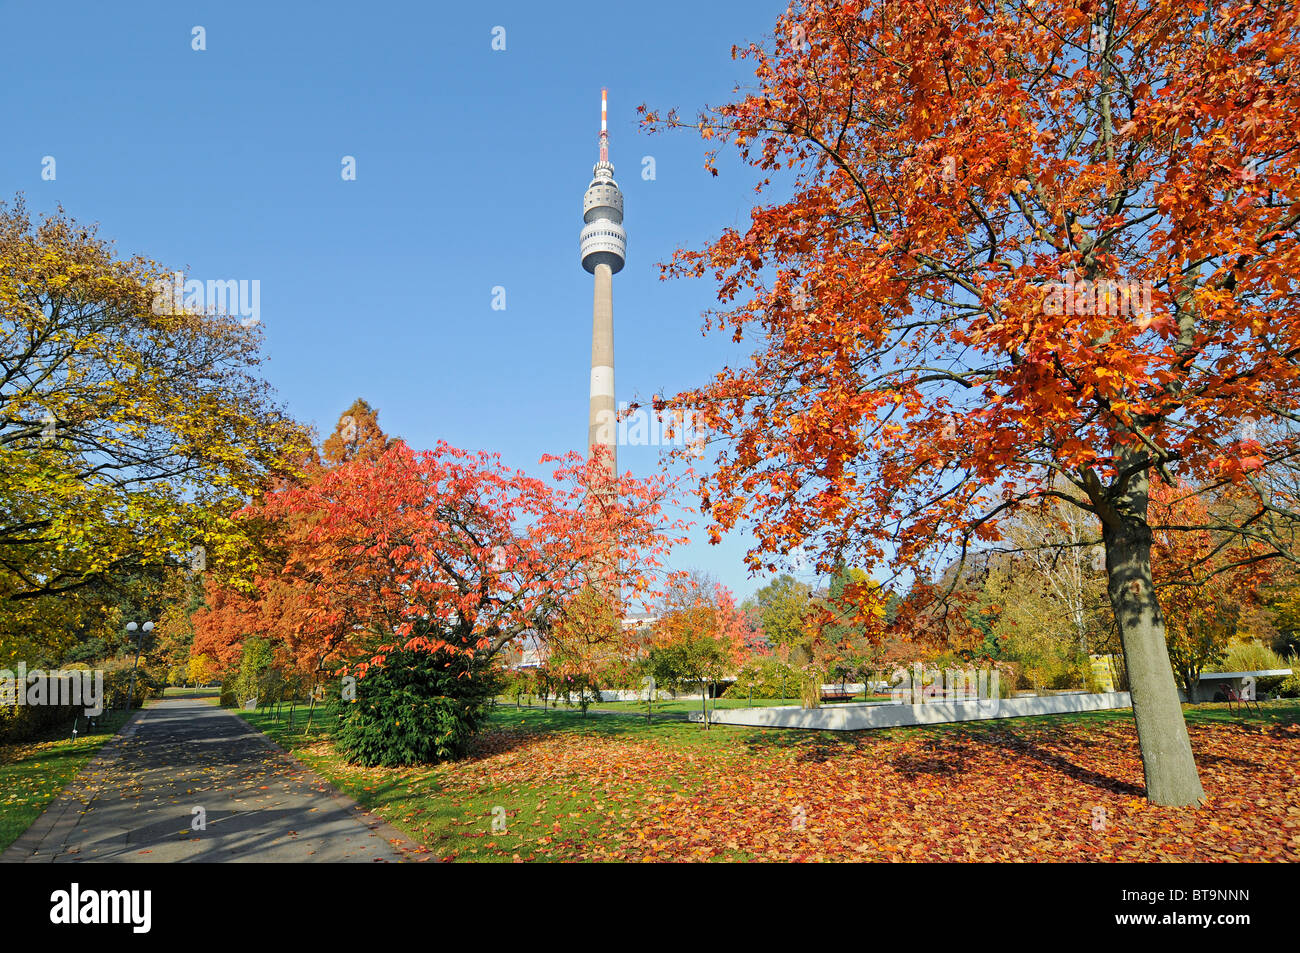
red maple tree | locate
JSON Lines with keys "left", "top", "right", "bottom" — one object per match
{"left": 196, "top": 439, "right": 690, "bottom": 681}
{"left": 645, "top": 0, "right": 1300, "bottom": 804}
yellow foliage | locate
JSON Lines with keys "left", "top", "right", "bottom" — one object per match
{"left": 0, "top": 198, "right": 310, "bottom": 657}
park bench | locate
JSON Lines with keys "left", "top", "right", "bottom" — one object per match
{"left": 820, "top": 687, "right": 856, "bottom": 702}
{"left": 1224, "top": 683, "right": 1261, "bottom": 714}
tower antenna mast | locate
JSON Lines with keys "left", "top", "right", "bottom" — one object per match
{"left": 599, "top": 87, "right": 609, "bottom": 162}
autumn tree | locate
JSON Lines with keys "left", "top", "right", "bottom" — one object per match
{"left": 994, "top": 499, "right": 1110, "bottom": 656}
{"left": 986, "top": 565, "right": 1094, "bottom": 690}
{"left": 745, "top": 574, "right": 813, "bottom": 650}
{"left": 648, "top": 0, "right": 1300, "bottom": 805}
{"left": 193, "top": 436, "right": 688, "bottom": 762}
{"left": 197, "top": 439, "right": 688, "bottom": 705}
{"left": 549, "top": 584, "right": 641, "bottom": 709}
{"left": 155, "top": 570, "right": 206, "bottom": 684}
{"left": 1264, "top": 584, "right": 1300, "bottom": 656}
{"left": 1150, "top": 481, "right": 1268, "bottom": 701}
{"left": 192, "top": 402, "right": 396, "bottom": 686}
{"left": 952, "top": 503, "right": 1109, "bottom": 689}
{"left": 0, "top": 199, "right": 308, "bottom": 655}
{"left": 320, "top": 398, "right": 393, "bottom": 466}
{"left": 647, "top": 574, "right": 751, "bottom": 727}
{"left": 818, "top": 566, "right": 890, "bottom": 693}
{"left": 743, "top": 574, "right": 816, "bottom": 700}
{"left": 187, "top": 653, "right": 216, "bottom": 688}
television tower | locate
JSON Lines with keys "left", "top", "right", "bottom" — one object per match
{"left": 580, "top": 88, "right": 625, "bottom": 476}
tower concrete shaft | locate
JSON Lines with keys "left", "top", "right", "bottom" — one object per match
{"left": 588, "top": 262, "right": 615, "bottom": 473}
{"left": 580, "top": 88, "right": 625, "bottom": 476}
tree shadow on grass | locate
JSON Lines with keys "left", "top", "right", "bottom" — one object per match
{"left": 1183, "top": 701, "right": 1300, "bottom": 730}
{"left": 461, "top": 727, "right": 554, "bottom": 762}
{"left": 744, "top": 717, "right": 1142, "bottom": 792}
{"left": 739, "top": 730, "right": 866, "bottom": 757}
{"left": 1192, "top": 751, "right": 1267, "bottom": 772}
{"left": 891, "top": 740, "right": 976, "bottom": 779}
{"left": 966, "top": 727, "right": 1145, "bottom": 797}
{"left": 470, "top": 707, "right": 701, "bottom": 760}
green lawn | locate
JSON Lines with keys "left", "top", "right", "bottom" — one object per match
{"left": 0, "top": 710, "right": 132, "bottom": 852}
{"left": 158, "top": 686, "right": 220, "bottom": 706}
{"left": 236, "top": 701, "right": 785, "bottom": 860}
{"left": 235, "top": 698, "right": 1300, "bottom": 862}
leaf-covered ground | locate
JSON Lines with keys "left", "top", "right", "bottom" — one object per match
{"left": 245, "top": 702, "right": 1300, "bottom": 862}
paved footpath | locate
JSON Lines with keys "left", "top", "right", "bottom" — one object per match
{"left": 2, "top": 699, "right": 426, "bottom": 863}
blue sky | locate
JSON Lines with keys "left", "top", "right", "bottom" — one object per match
{"left": 1, "top": 0, "right": 813, "bottom": 600}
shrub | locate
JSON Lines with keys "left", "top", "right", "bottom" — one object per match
{"left": 997, "top": 634, "right": 1087, "bottom": 691}
{"left": 0, "top": 667, "right": 116, "bottom": 742}
{"left": 1277, "top": 655, "right": 1300, "bottom": 698}
{"left": 0, "top": 697, "right": 82, "bottom": 743}
{"left": 1213, "top": 639, "right": 1288, "bottom": 672}
{"left": 554, "top": 670, "right": 602, "bottom": 715}
{"left": 1210, "top": 640, "right": 1292, "bottom": 695}
{"left": 922, "top": 651, "right": 1019, "bottom": 696}
{"left": 335, "top": 647, "right": 500, "bottom": 767}
{"left": 725, "top": 656, "right": 800, "bottom": 699}
{"left": 881, "top": 659, "right": 1017, "bottom": 700}
{"left": 501, "top": 669, "right": 533, "bottom": 708}
{"left": 97, "top": 659, "right": 160, "bottom": 710}
{"left": 218, "top": 673, "right": 238, "bottom": 707}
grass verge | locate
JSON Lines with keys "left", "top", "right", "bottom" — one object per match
{"left": 0, "top": 710, "right": 132, "bottom": 852}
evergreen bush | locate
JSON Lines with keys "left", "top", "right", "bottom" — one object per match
{"left": 335, "top": 647, "right": 500, "bottom": 767}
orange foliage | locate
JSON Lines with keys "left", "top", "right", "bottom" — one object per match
{"left": 195, "top": 440, "right": 690, "bottom": 678}
{"left": 643, "top": 0, "right": 1300, "bottom": 595}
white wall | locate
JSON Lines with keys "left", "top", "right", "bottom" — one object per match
{"left": 688, "top": 691, "right": 1133, "bottom": 731}
{"left": 598, "top": 689, "right": 704, "bottom": 702}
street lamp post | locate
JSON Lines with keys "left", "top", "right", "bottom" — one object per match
{"left": 124, "top": 621, "right": 154, "bottom": 710}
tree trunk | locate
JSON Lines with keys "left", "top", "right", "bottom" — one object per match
{"left": 307, "top": 669, "right": 324, "bottom": 734}
{"left": 1104, "top": 507, "right": 1206, "bottom": 807}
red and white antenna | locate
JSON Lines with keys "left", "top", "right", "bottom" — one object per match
{"left": 599, "top": 87, "right": 609, "bottom": 162}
